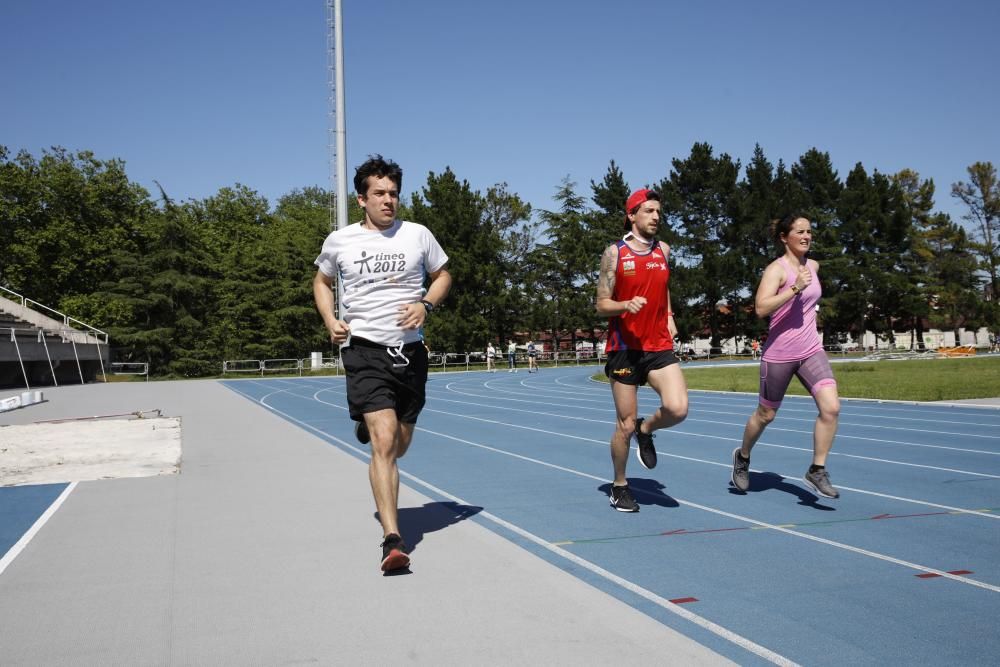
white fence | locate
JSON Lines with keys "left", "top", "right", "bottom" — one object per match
{"left": 221, "top": 350, "right": 610, "bottom": 377}
{"left": 222, "top": 355, "right": 342, "bottom": 377}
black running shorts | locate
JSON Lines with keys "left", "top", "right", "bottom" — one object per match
{"left": 342, "top": 337, "right": 428, "bottom": 424}
{"left": 604, "top": 349, "right": 678, "bottom": 386}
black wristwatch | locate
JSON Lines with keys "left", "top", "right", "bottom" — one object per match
{"left": 420, "top": 300, "right": 434, "bottom": 313}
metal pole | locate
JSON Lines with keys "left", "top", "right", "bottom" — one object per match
{"left": 327, "top": 0, "right": 349, "bottom": 323}
{"left": 334, "top": 0, "right": 348, "bottom": 233}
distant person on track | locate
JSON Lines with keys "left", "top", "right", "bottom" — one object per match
{"left": 507, "top": 339, "right": 517, "bottom": 372}
{"left": 487, "top": 341, "right": 497, "bottom": 372}
{"left": 313, "top": 154, "right": 452, "bottom": 572}
{"left": 596, "top": 188, "right": 688, "bottom": 512}
{"left": 731, "top": 214, "right": 841, "bottom": 499}
{"left": 750, "top": 338, "right": 760, "bottom": 360}
{"left": 527, "top": 340, "right": 538, "bottom": 372}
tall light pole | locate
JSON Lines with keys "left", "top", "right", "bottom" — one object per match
{"left": 326, "top": 0, "right": 349, "bottom": 322}
{"left": 327, "top": 0, "right": 348, "bottom": 232}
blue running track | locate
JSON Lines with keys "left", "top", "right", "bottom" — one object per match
{"left": 217, "top": 366, "right": 1000, "bottom": 666}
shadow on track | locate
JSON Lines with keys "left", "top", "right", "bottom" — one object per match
{"left": 598, "top": 479, "right": 680, "bottom": 509}
{"left": 376, "top": 501, "right": 484, "bottom": 554}
{"left": 729, "top": 471, "right": 836, "bottom": 510}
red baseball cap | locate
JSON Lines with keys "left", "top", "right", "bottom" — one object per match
{"left": 624, "top": 188, "right": 655, "bottom": 229}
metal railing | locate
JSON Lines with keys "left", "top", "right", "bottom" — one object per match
{"left": 110, "top": 362, "right": 149, "bottom": 381}
{"left": 0, "top": 285, "right": 108, "bottom": 344}
{"left": 2, "top": 325, "right": 107, "bottom": 388}
{"left": 221, "top": 350, "right": 607, "bottom": 377}
{"left": 222, "top": 356, "right": 342, "bottom": 377}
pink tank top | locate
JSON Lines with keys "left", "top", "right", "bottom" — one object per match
{"left": 761, "top": 257, "right": 824, "bottom": 362}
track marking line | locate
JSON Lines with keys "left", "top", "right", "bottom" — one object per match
{"left": 223, "top": 380, "right": 799, "bottom": 666}
{"left": 290, "top": 379, "right": 1000, "bottom": 520}
{"left": 0, "top": 482, "right": 77, "bottom": 578}
{"left": 422, "top": 421, "right": 1000, "bottom": 594}
{"left": 917, "top": 569, "right": 973, "bottom": 579}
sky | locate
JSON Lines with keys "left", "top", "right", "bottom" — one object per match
{"left": 3, "top": 0, "right": 998, "bottom": 227}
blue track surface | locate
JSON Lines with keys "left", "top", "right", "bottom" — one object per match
{"left": 220, "top": 366, "right": 1000, "bottom": 665}
{"left": 0, "top": 483, "right": 67, "bottom": 558}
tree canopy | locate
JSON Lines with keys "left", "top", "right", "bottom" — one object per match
{"left": 0, "top": 144, "right": 992, "bottom": 377}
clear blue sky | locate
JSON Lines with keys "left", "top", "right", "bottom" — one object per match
{"left": 3, "top": 0, "right": 997, "bottom": 226}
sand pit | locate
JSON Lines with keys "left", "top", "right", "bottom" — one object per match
{"left": 0, "top": 417, "right": 181, "bottom": 486}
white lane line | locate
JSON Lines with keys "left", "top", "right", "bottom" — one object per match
{"left": 243, "top": 377, "right": 1000, "bottom": 527}
{"left": 445, "top": 382, "right": 1000, "bottom": 455}
{"left": 269, "top": 378, "right": 1000, "bottom": 521}
{"left": 229, "top": 380, "right": 796, "bottom": 665}
{"left": 499, "top": 374, "right": 1000, "bottom": 426}
{"left": 426, "top": 389, "right": 1000, "bottom": 479}
{"left": 466, "top": 382, "right": 1000, "bottom": 438}
{"left": 0, "top": 482, "right": 78, "bottom": 578}
{"left": 418, "top": 401, "right": 1000, "bottom": 520}
{"left": 411, "top": 424, "right": 1000, "bottom": 594}
{"left": 292, "top": 376, "right": 1000, "bottom": 490}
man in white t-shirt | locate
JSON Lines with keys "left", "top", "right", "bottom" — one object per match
{"left": 313, "top": 155, "right": 451, "bottom": 572}
{"left": 486, "top": 342, "right": 497, "bottom": 372}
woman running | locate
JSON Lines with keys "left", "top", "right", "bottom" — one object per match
{"left": 730, "top": 214, "right": 841, "bottom": 499}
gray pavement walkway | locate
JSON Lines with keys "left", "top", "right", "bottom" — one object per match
{"left": 930, "top": 396, "right": 1000, "bottom": 406}
{"left": 0, "top": 380, "right": 731, "bottom": 665}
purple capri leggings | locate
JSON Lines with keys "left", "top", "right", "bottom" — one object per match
{"left": 759, "top": 350, "right": 837, "bottom": 408}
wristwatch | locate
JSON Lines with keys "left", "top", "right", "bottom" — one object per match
{"left": 790, "top": 285, "right": 800, "bottom": 294}
{"left": 420, "top": 299, "right": 434, "bottom": 313}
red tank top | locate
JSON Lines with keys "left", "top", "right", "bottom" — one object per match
{"left": 605, "top": 240, "right": 674, "bottom": 352}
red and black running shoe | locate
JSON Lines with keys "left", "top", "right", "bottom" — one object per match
{"left": 380, "top": 533, "right": 410, "bottom": 572}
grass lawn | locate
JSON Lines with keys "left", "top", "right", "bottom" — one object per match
{"left": 596, "top": 356, "right": 1000, "bottom": 402}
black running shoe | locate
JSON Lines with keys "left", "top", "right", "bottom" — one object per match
{"left": 380, "top": 533, "right": 410, "bottom": 572}
{"left": 355, "top": 419, "right": 370, "bottom": 445}
{"left": 633, "top": 417, "right": 657, "bottom": 470}
{"left": 609, "top": 484, "right": 639, "bottom": 512}
{"left": 803, "top": 468, "right": 840, "bottom": 499}
{"left": 731, "top": 448, "right": 750, "bottom": 492}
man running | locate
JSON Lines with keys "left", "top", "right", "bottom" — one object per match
{"left": 313, "top": 155, "right": 452, "bottom": 571}
{"left": 596, "top": 188, "right": 688, "bottom": 512}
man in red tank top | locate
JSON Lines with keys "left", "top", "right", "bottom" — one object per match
{"left": 596, "top": 189, "right": 689, "bottom": 512}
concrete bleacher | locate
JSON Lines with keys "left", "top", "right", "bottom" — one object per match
{"left": 0, "top": 291, "right": 109, "bottom": 389}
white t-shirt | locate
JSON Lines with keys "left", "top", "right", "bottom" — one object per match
{"left": 315, "top": 220, "right": 448, "bottom": 346}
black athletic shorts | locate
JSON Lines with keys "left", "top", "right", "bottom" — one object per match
{"left": 342, "top": 337, "right": 428, "bottom": 424}
{"left": 604, "top": 349, "right": 678, "bottom": 386}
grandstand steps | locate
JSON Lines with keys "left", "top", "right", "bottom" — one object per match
{"left": 0, "top": 294, "right": 109, "bottom": 388}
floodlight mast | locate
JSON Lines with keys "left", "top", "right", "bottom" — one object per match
{"left": 333, "top": 0, "right": 348, "bottom": 232}
{"left": 327, "top": 0, "right": 349, "bottom": 320}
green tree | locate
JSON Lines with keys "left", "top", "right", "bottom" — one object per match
{"left": 0, "top": 147, "right": 151, "bottom": 307}
{"left": 86, "top": 185, "right": 213, "bottom": 375}
{"left": 893, "top": 169, "right": 938, "bottom": 349}
{"left": 410, "top": 168, "right": 488, "bottom": 353}
{"left": 534, "top": 178, "right": 594, "bottom": 352}
{"left": 951, "top": 162, "right": 1000, "bottom": 326}
{"left": 481, "top": 183, "right": 535, "bottom": 348}
{"left": 729, "top": 144, "right": 785, "bottom": 345}
{"left": 658, "top": 143, "right": 742, "bottom": 348}
{"left": 923, "top": 213, "right": 982, "bottom": 341}
{"left": 790, "top": 149, "right": 845, "bottom": 344}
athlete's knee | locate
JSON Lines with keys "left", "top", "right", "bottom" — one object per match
{"left": 662, "top": 397, "right": 688, "bottom": 423}
{"left": 756, "top": 405, "right": 777, "bottom": 425}
{"left": 616, "top": 414, "right": 637, "bottom": 436}
{"left": 818, "top": 399, "right": 840, "bottom": 422}
{"left": 370, "top": 439, "right": 397, "bottom": 463}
